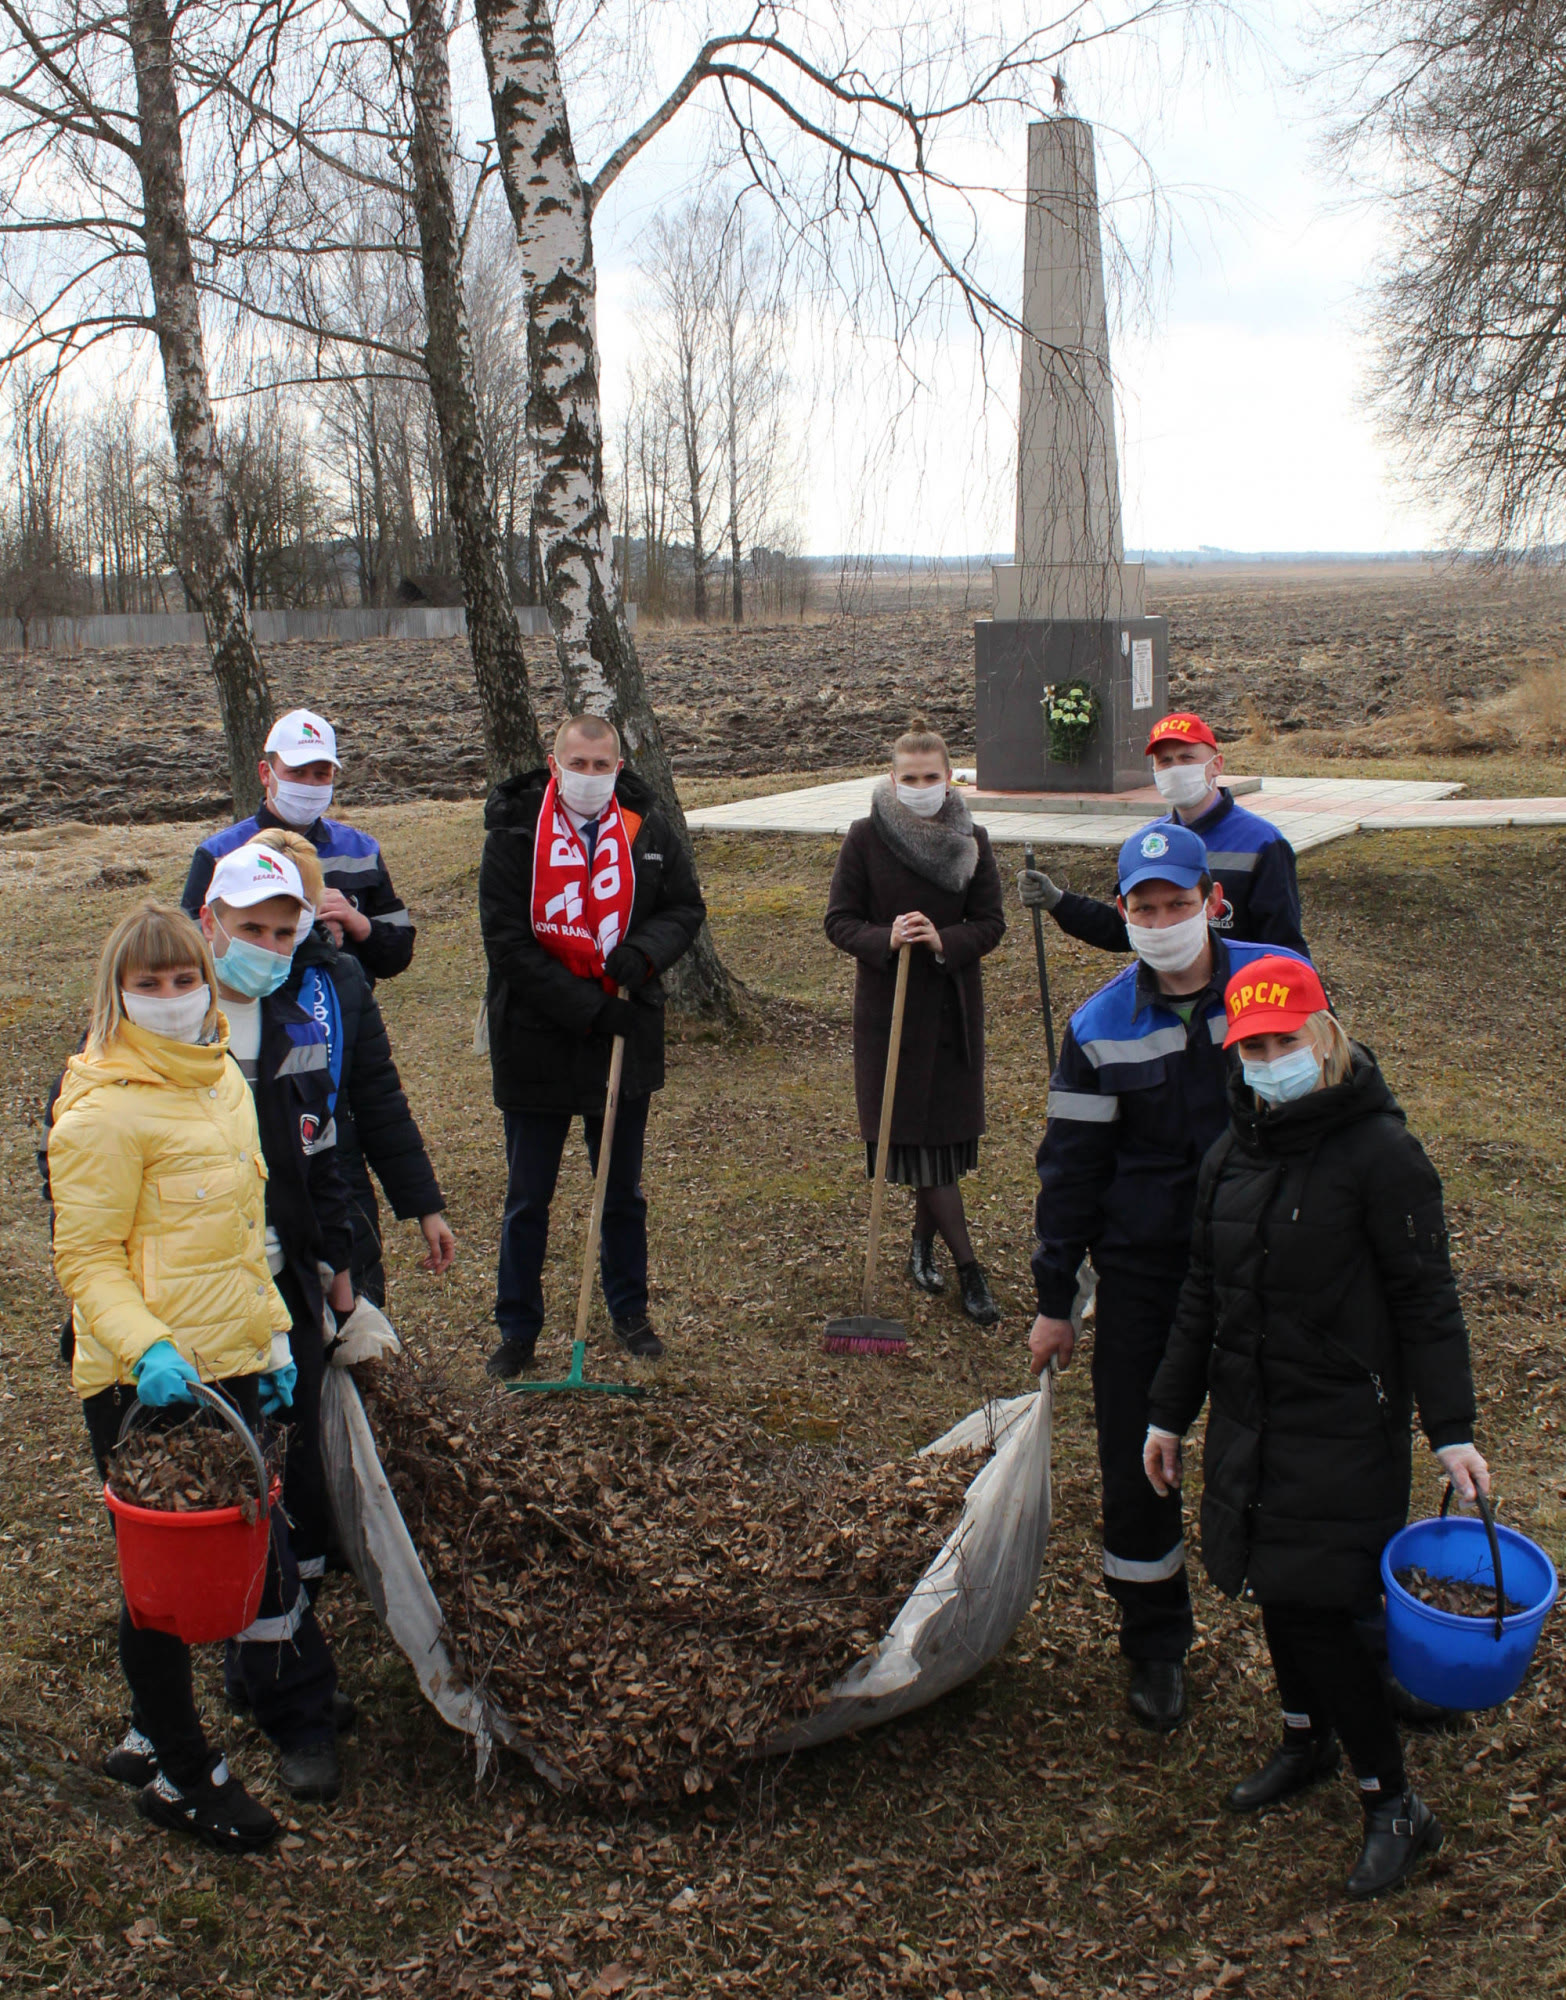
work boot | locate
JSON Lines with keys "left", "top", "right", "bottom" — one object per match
{"left": 102, "top": 1726, "right": 158, "bottom": 1788}
{"left": 1346, "top": 1789, "right": 1442, "bottom": 1899}
{"left": 613, "top": 1315, "right": 665, "bottom": 1360}
{"left": 1225, "top": 1731, "right": 1341, "bottom": 1813}
{"left": 908, "top": 1233, "right": 944, "bottom": 1295}
{"left": 137, "top": 1754, "right": 280, "bottom": 1853}
{"left": 956, "top": 1261, "right": 1000, "bottom": 1326}
{"left": 485, "top": 1338, "right": 538, "bottom": 1381}
{"left": 278, "top": 1738, "right": 342, "bottom": 1803}
{"left": 1128, "top": 1660, "right": 1186, "bottom": 1731}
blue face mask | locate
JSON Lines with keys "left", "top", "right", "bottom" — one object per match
{"left": 213, "top": 918, "right": 293, "bottom": 1000}
{"left": 1241, "top": 1045, "right": 1322, "bottom": 1106}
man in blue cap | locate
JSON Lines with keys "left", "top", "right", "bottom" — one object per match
{"left": 1026, "top": 822, "right": 1307, "bottom": 1731}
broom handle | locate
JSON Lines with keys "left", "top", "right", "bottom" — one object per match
{"left": 575, "top": 987, "right": 629, "bottom": 1345}
{"left": 863, "top": 944, "right": 912, "bottom": 1315}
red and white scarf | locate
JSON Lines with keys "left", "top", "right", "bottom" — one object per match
{"left": 530, "top": 775, "right": 639, "bottom": 990}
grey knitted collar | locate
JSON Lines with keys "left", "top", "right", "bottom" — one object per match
{"left": 869, "top": 777, "right": 980, "bottom": 893}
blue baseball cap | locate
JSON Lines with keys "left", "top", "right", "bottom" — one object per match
{"left": 1117, "top": 821, "right": 1209, "bottom": 894}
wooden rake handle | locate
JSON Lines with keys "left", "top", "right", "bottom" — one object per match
{"left": 575, "top": 986, "right": 629, "bottom": 1345}
{"left": 863, "top": 943, "right": 912, "bottom": 1315}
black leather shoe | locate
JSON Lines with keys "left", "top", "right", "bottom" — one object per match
{"left": 955, "top": 1261, "right": 1000, "bottom": 1326}
{"left": 1127, "top": 1660, "right": 1186, "bottom": 1731}
{"left": 485, "top": 1339, "right": 538, "bottom": 1380}
{"left": 1225, "top": 1732, "right": 1341, "bottom": 1813}
{"left": 1346, "top": 1789, "right": 1442, "bottom": 1899}
{"left": 908, "top": 1234, "right": 944, "bottom": 1294}
{"left": 278, "top": 1739, "right": 342, "bottom": 1803}
{"left": 613, "top": 1316, "right": 665, "bottom": 1360}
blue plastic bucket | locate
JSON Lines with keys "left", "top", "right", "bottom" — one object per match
{"left": 1382, "top": 1491, "right": 1558, "bottom": 1711}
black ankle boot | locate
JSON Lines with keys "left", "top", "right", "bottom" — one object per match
{"left": 907, "top": 1234, "right": 944, "bottom": 1294}
{"left": 1225, "top": 1732, "right": 1341, "bottom": 1813}
{"left": 1346, "top": 1788, "right": 1442, "bottom": 1899}
{"left": 956, "top": 1260, "right": 999, "bottom": 1325}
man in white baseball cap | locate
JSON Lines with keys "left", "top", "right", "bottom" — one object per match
{"left": 181, "top": 707, "right": 415, "bottom": 987}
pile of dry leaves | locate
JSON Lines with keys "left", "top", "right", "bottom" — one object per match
{"left": 1393, "top": 1564, "right": 1521, "bottom": 1618}
{"left": 360, "top": 1364, "right": 979, "bottom": 1805}
{"left": 107, "top": 1418, "right": 266, "bottom": 1520}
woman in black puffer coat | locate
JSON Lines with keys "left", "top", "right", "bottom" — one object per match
{"left": 1145, "top": 954, "right": 1488, "bottom": 1901}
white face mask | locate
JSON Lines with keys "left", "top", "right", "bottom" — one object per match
{"left": 1125, "top": 906, "right": 1210, "bottom": 974}
{"left": 1153, "top": 760, "right": 1216, "bottom": 811}
{"left": 122, "top": 985, "right": 211, "bottom": 1044}
{"left": 271, "top": 777, "right": 333, "bottom": 828}
{"left": 895, "top": 779, "right": 948, "bottom": 819}
{"left": 557, "top": 766, "right": 619, "bottom": 818}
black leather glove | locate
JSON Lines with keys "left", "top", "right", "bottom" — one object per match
{"left": 604, "top": 944, "right": 652, "bottom": 990}
{"left": 595, "top": 997, "right": 639, "bottom": 1042}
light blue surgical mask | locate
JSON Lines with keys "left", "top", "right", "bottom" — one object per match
{"left": 1241, "top": 1045, "right": 1322, "bottom": 1106}
{"left": 213, "top": 917, "right": 293, "bottom": 1000}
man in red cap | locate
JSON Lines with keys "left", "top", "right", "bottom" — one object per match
{"left": 1017, "top": 709, "right": 1308, "bottom": 956}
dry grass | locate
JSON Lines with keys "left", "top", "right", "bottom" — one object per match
{"left": 0, "top": 800, "right": 1563, "bottom": 1998}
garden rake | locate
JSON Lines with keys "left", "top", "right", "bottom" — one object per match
{"left": 824, "top": 942, "right": 911, "bottom": 1357}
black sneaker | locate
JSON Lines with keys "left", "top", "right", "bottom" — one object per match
{"left": 278, "top": 1738, "right": 342, "bottom": 1803}
{"left": 102, "top": 1726, "right": 158, "bottom": 1788}
{"left": 613, "top": 1316, "right": 664, "bottom": 1360}
{"left": 137, "top": 1754, "right": 280, "bottom": 1852}
{"left": 486, "top": 1338, "right": 539, "bottom": 1380}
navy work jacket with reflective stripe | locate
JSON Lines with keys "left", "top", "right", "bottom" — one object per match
{"left": 1049, "top": 789, "right": 1309, "bottom": 957}
{"left": 1031, "top": 935, "right": 1308, "bottom": 1318}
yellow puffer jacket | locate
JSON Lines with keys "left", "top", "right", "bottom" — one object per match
{"left": 48, "top": 1020, "right": 292, "bottom": 1399}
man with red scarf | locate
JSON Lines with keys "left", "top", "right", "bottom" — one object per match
{"left": 477, "top": 715, "right": 706, "bottom": 1378}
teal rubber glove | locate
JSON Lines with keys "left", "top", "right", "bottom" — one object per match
{"left": 134, "top": 1340, "right": 199, "bottom": 1408}
{"left": 258, "top": 1363, "right": 297, "bottom": 1416}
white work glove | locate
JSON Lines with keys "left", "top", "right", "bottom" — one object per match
{"left": 1144, "top": 1425, "right": 1183, "bottom": 1497}
{"left": 325, "top": 1298, "right": 403, "bottom": 1369}
{"left": 1435, "top": 1441, "right": 1491, "bottom": 1501}
{"left": 1016, "top": 867, "right": 1064, "bottom": 911}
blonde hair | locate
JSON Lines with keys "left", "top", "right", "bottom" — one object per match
{"left": 554, "top": 713, "right": 621, "bottom": 759}
{"left": 1306, "top": 1010, "right": 1354, "bottom": 1087}
{"left": 251, "top": 827, "right": 325, "bottom": 908}
{"left": 88, "top": 902, "right": 218, "bottom": 1051}
{"left": 892, "top": 715, "right": 951, "bottom": 770}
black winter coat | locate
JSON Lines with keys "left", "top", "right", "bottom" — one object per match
{"left": 286, "top": 932, "right": 444, "bottom": 1284}
{"left": 1148, "top": 1048, "right": 1476, "bottom": 1609}
{"left": 478, "top": 767, "right": 707, "bottom": 1114}
{"left": 824, "top": 784, "right": 1006, "bottom": 1149}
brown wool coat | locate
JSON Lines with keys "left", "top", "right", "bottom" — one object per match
{"left": 824, "top": 788, "right": 1006, "bottom": 1150}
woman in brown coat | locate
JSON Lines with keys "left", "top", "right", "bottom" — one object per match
{"left": 824, "top": 720, "right": 1007, "bottom": 1323}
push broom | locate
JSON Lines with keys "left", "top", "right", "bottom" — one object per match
{"left": 507, "top": 990, "right": 647, "bottom": 1401}
{"left": 824, "top": 942, "right": 912, "bottom": 1357}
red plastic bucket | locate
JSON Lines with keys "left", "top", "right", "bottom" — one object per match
{"left": 105, "top": 1483, "right": 276, "bottom": 1643}
{"left": 104, "top": 1382, "right": 276, "bottom": 1644}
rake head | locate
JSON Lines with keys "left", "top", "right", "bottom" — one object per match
{"left": 822, "top": 1314, "right": 908, "bottom": 1357}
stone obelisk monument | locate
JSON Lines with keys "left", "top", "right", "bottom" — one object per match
{"left": 975, "top": 118, "right": 1169, "bottom": 792}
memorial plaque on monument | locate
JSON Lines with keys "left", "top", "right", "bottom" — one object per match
{"left": 976, "top": 117, "right": 1170, "bottom": 794}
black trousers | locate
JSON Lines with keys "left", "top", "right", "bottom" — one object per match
{"left": 85, "top": 1374, "right": 337, "bottom": 1777}
{"left": 1090, "top": 1261, "right": 1193, "bottom": 1662}
{"left": 495, "top": 1095, "right": 651, "bottom": 1349}
{"left": 344, "top": 1154, "right": 388, "bottom": 1307}
{"left": 1262, "top": 1602, "right": 1405, "bottom": 1794}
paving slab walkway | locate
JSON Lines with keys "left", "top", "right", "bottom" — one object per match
{"left": 686, "top": 774, "right": 1566, "bottom": 854}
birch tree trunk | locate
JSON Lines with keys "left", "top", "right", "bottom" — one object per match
{"left": 406, "top": 0, "right": 544, "bottom": 781}
{"left": 474, "top": 0, "right": 737, "bottom": 1019}
{"left": 126, "top": 0, "right": 273, "bottom": 817}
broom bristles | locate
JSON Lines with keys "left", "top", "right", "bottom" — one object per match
{"left": 821, "top": 1333, "right": 907, "bottom": 1356}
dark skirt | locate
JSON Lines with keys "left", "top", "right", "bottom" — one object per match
{"left": 865, "top": 1138, "right": 979, "bottom": 1188}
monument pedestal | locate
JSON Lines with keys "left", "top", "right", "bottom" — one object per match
{"left": 974, "top": 616, "right": 1170, "bottom": 793}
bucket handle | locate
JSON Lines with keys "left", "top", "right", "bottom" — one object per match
{"left": 115, "top": 1380, "right": 270, "bottom": 1517}
{"left": 1439, "top": 1480, "right": 1506, "bottom": 1641}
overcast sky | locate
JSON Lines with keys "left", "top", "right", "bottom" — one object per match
{"left": 588, "top": 2, "right": 1445, "bottom": 560}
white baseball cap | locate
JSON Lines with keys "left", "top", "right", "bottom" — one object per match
{"left": 206, "top": 843, "right": 309, "bottom": 911}
{"left": 265, "top": 709, "right": 341, "bottom": 769}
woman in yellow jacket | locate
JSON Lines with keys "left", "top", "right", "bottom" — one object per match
{"left": 49, "top": 902, "right": 335, "bottom": 1853}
